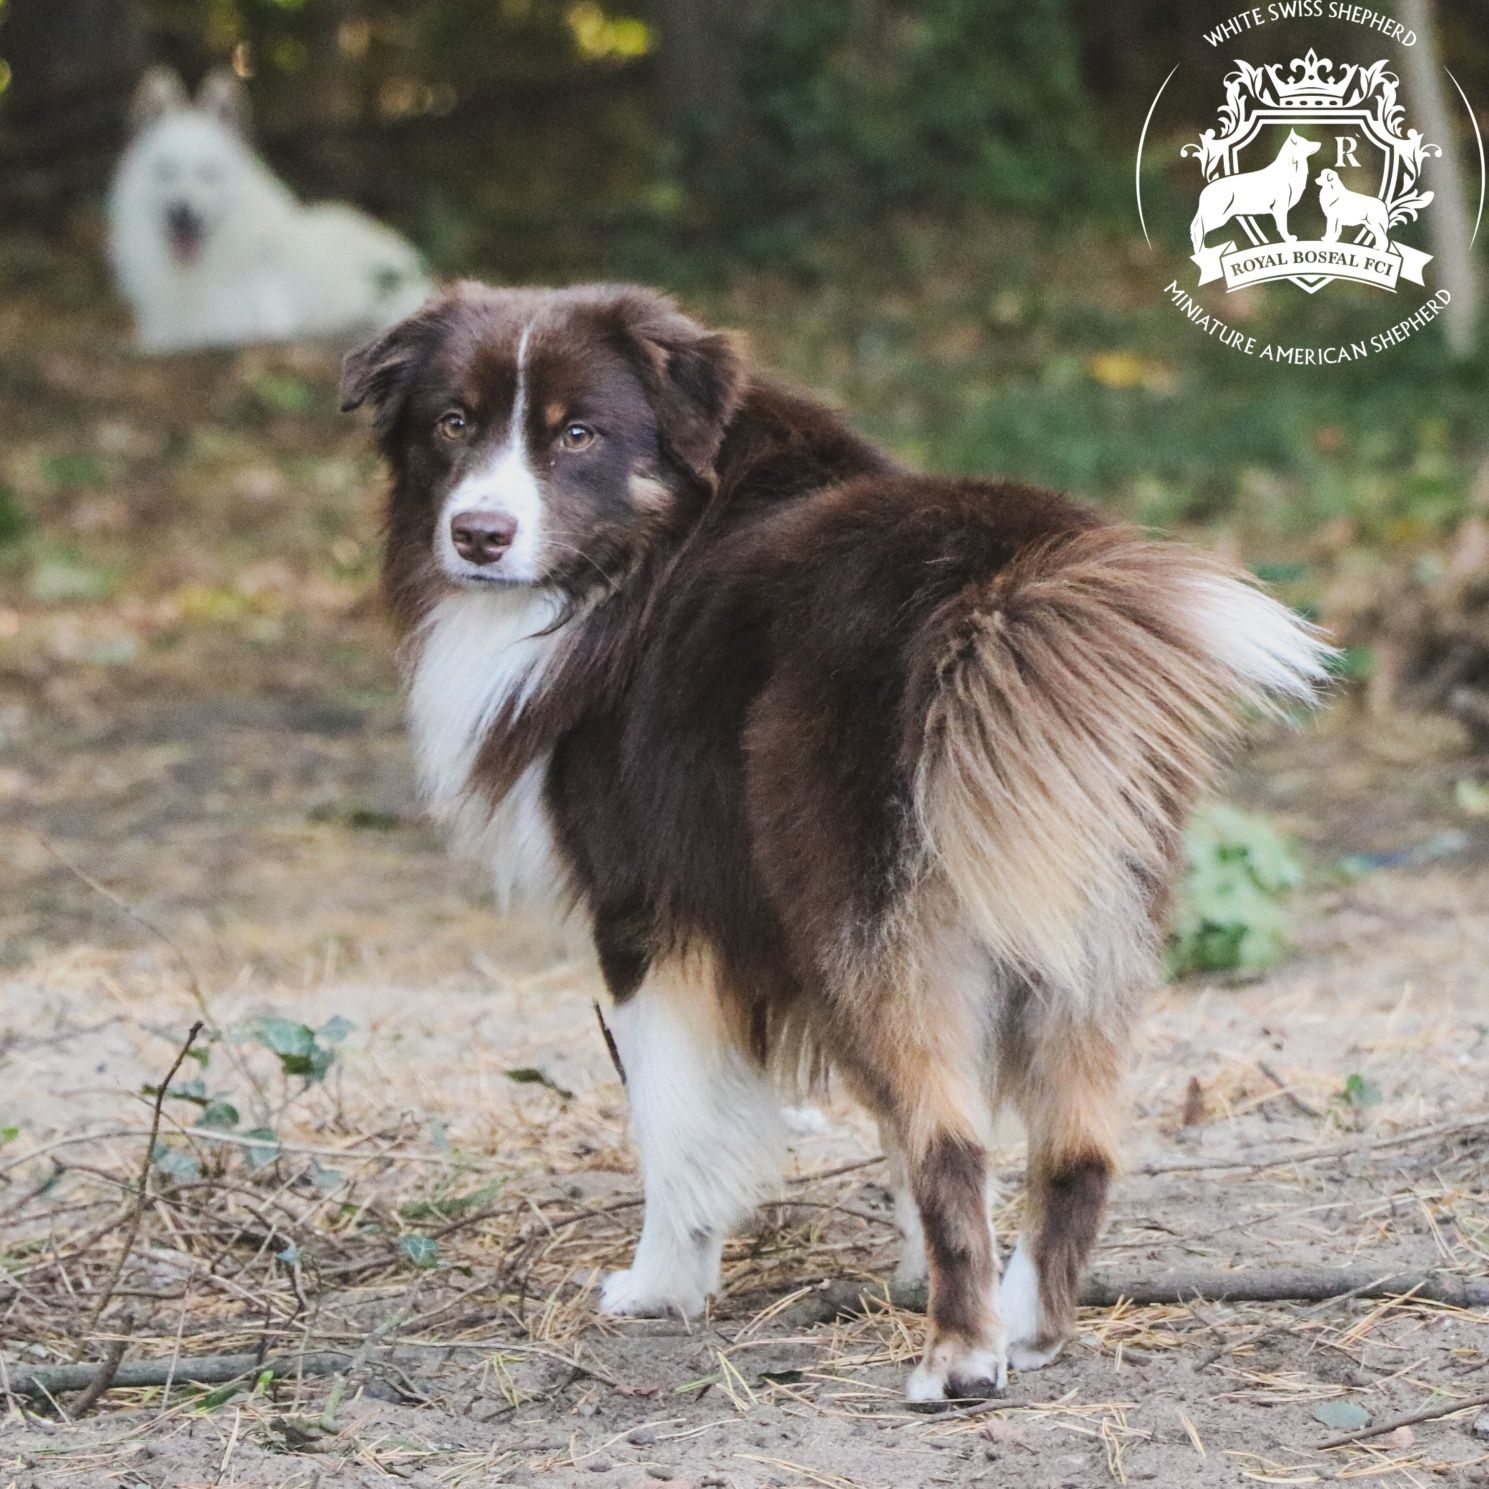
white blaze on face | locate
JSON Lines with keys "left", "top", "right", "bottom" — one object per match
{"left": 438, "top": 322, "right": 546, "bottom": 583}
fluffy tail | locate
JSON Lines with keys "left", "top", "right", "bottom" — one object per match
{"left": 913, "top": 528, "right": 1332, "bottom": 995}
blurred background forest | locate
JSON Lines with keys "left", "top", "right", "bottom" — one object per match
{"left": 3, "top": 0, "right": 1489, "bottom": 968}
{"left": 2, "top": 0, "right": 1487, "bottom": 528}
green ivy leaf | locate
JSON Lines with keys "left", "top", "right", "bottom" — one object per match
{"left": 1169, "top": 804, "right": 1305, "bottom": 977}
{"left": 317, "top": 1016, "right": 354, "bottom": 1045}
{"left": 309, "top": 1160, "right": 344, "bottom": 1193}
{"left": 1312, "top": 1399, "right": 1369, "bottom": 1430}
{"left": 198, "top": 1100, "right": 240, "bottom": 1130}
{"left": 247, "top": 1016, "right": 344, "bottom": 1082}
{"left": 252, "top": 1017, "right": 316, "bottom": 1059}
{"left": 241, "top": 1127, "right": 281, "bottom": 1170}
{"left": 398, "top": 1234, "right": 440, "bottom": 1269}
{"left": 1340, "top": 1073, "right": 1382, "bottom": 1110}
{"left": 151, "top": 1144, "right": 200, "bottom": 1182}
{"left": 506, "top": 1067, "right": 574, "bottom": 1100}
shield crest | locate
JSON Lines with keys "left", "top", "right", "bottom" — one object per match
{"left": 1183, "top": 52, "right": 1438, "bottom": 294}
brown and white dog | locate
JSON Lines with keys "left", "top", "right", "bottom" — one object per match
{"left": 341, "top": 282, "right": 1328, "bottom": 1403}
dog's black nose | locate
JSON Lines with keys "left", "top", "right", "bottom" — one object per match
{"left": 451, "top": 510, "right": 517, "bottom": 566}
{"left": 164, "top": 200, "right": 205, "bottom": 262}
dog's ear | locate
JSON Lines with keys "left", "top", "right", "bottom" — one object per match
{"left": 130, "top": 66, "right": 187, "bottom": 132}
{"left": 198, "top": 68, "right": 252, "bottom": 134}
{"left": 339, "top": 298, "right": 443, "bottom": 436}
{"left": 601, "top": 289, "right": 742, "bottom": 482}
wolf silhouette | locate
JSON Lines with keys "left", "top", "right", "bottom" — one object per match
{"left": 1190, "top": 130, "right": 1321, "bottom": 255}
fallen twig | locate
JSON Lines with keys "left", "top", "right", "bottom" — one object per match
{"left": 1, "top": 1336, "right": 606, "bottom": 1402}
{"left": 81, "top": 1020, "right": 203, "bottom": 1340}
{"left": 1257, "top": 1060, "right": 1324, "bottom": 1119}
{"left": 791, "top": 1265, "right": 1489, "bottom": 1323}
{"left": 1315, "top": 1385, "right": 1489, "bottom": 1449}
{"left": 319, "top": 1297, "right": 415, "bottom": 1431}
{"left": 593, "top": 999, "right": 625, "bottom": 1084}
{"left": 66, "top": 1336, "right": 127, "bottom": 1418}
{"left": 3, "top": 1350, "right": 348, "bottom": 1398}
{"left": 1136, "top": 1112, "right": 1489, "bottom": 1176}
{"left": 0, "top": 1124, "right": 492, "bottom": 1180}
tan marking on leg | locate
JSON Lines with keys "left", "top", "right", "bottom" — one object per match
{"left": 999, "top": 1022, "right": 1124, "bottom": 1367}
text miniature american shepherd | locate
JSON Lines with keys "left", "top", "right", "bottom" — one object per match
{"left": 109, "top": 67, "right": 430, "bottom": 352}
{"left": 341, "top": 283, "right": 1329, "bottom": 1403}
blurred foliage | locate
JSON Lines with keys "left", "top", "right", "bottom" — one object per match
{"left": 0, "top": 0, "right": 1486, "bottom": 578}
{"left": 1169, "top": 804, "right": 1307, "bottom": 978}
{"left": 0, "top": 484, "right": 27, "bottom": 549}
{"left": 0, "top": 1, "right": 1101, "bottom": 272}
{"left": 705, "top": 0, "right": 1096, "bottom": 260}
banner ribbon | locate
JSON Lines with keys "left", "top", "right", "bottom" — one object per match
{"left": 1192, "top": 239, "right": 1432, "bottom": 291}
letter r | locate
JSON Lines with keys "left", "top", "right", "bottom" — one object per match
{"left": 1335, "top": 136, "right": 1361, "bottom": 168}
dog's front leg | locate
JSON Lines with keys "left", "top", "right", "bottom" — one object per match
{"left": 1273, "top": 207, "right": 1297, "bottom": 242}
{"left": 599, "top": 960, "right": 785, "bottom": 1319}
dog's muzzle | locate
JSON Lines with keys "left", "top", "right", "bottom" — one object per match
{"left": 165, "top": 201, "right": 206, "bottom": 265}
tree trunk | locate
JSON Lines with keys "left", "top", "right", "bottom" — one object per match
{"left": 653, "top": 0, "right": 742, "bottom": 139}
{"left": 295, "top": 0, "right": 368, "bottom": 200}
{"left": 1397, "top": 0, "right": 1482, "bottom": 358}
{"left": 0, "top": 0, "right": 148, "bottom": 221}
{"left": 650, "top": 0, "right": 776, "bottom": 192}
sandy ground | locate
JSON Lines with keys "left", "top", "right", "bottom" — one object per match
{"left": 1, "top": 279, "right": 1487, "bottom": 1487}
{"left": 2, "top": 682, "right": 1488, "bottom": 1489}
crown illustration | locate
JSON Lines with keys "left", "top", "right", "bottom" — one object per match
{"left": 1241, "top": 49, "right": 1384, "bottom": 109}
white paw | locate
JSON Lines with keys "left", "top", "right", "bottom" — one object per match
{"left": 995, "top": 1243, "right": 1066, "bottom": 1371}
{"left": 1007, "top": 1337, "right": 1065, "bottom": 1371}
{"left": 598, "top": 1268, "right": 705, "bottom": 1319}
{"left": 996, "top": 1244, "right": 1039, "bottom": 1334}
{"left": 905, "top": 1337, "right": 1007, "bottom": 1407}
{"left": 893, "top": 1250, "right": 928, "bottom": 1287}
{"left": 781, "top": 1103, "right": 834, "bottom": 1137}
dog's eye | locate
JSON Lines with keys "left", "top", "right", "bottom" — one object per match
{"left": 558, "top": 423, "right": 595, "bottom": 452}
{"left": 436, "top": 411, "right": 468, "bottom": 441}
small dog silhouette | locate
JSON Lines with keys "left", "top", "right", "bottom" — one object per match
{"left": 1190, "top": 130, "right": 1321, "bottom": 254}
{"left": 1316, "top": 169, "right": 1391, "bottom": 252}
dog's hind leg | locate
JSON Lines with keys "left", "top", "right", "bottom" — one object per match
{"left": 599, "top": 955, "right": 785, "bottom": 1319}
{"left": 879, "top": 1123, "right": 929, "bottom": 1287}
{"left": 835, "top": 928, "right": 1009, "bottom": 1404}
{"left": 996, "top": 1013, "right": 1125, "bottom": 1371}
{"left": 1189, "top": 209, "right": 1207, "bottom": 256}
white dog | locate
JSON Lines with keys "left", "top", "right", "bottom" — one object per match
{"left": 1190, "top": 129, "right": 1321, "bottom": 254}
{"left": 1316, "top": 169, "right": 1391, "bottom": 251}
{"left": 108, "top": 68, "right": 432, "bottom": 352}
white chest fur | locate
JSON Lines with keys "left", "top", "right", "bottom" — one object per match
{"left": 406, "top": 589, "right": 566, "bottom": 908}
